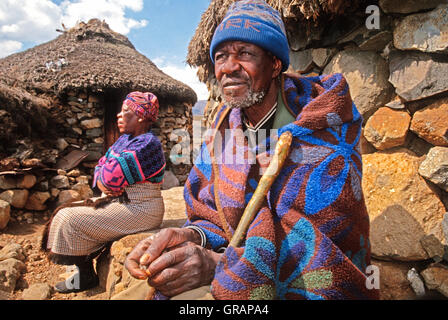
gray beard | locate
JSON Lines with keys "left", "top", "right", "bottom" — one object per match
{"left": 219, "top": 87, "right": 267, "bottom": 109}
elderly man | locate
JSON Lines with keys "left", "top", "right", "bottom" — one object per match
{"left": 124, "top": 0, "right": 379, "bottom": 300}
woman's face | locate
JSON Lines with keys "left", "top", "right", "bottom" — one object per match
{"left": 117, "top": 102, "right": 140, "bottom": 135}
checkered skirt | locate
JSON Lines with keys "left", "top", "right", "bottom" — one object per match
{"left": 46, "top": 182, "right": 164, "bottom": 257}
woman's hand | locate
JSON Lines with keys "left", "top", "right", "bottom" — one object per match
{"left": 124, "top": 227, "right": 222, "bottom": 297}
{"left": 97, "top": 179, "right": 123, "bottom": 197}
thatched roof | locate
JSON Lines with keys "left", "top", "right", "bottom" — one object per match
{"left": 187, "top": 0, "right": 370, "bottom": 82}
{"left": 0, "top": 19, "right": 197, "bottom": 104}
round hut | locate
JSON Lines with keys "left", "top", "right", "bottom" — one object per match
{"left": 186, "top": 0, "right": 448, "bottom": 300}
{"left": 0, "top": 19, "right": 196, "bottom": 225}
{"left": 0, "top": 18, "right": 196, "bottom": 183}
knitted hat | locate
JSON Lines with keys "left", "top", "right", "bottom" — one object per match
{"left": 123, "top": 91, "right": 159, "bottom": 122}
{"left": 210, "top": 0, "right": 290, "bottom": 72}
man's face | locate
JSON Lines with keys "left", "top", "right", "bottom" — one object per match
{"left": 117, "top": 103, "right": 140, "bottom": 134}
{"left": 214, "top": 41, "right": 281, "bottom": 109}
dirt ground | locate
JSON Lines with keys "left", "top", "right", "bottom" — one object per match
{"left": 0, "top": 216, "right": 108, "bottom": 300}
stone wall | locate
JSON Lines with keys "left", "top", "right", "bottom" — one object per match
{"left": 289, "top": 1, "right": 448, "bottom": 300}
{"left": 0, "top": 168, "right": 94, "bottom": 225}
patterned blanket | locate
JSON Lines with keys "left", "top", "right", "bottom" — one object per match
{"left": 183, "top": 72, "right": 379, "bottom": 300}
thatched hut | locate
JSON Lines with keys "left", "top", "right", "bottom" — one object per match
{"left": 0, "top": 19, "right": 196, "bottom": 184}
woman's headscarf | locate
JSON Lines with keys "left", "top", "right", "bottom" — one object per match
{"left": 123, "top": 91, "right": 159, "bottom": 122}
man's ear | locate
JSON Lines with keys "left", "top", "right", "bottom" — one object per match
{"left": 272, "top": 56, "right": 282, "bottom": 79}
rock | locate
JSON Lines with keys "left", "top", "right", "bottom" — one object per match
{"left": 360, "top": 128, "right": 377, "bottom": 154}
{"left": 363, "top": 107, "right": 411, "bottom": 150}
{"left": 385, "top": 97, "right": 406, "bottom": 110}
{"left": 0, "top": 158, "right": 20, "bottom": 171}
{"left": 405, "top": 132, "right": 433, "bottom": 157}
{"left": 86, "top": 128, "right": 102, "bottom": 138}
{"left": 21, "top": 158, "right": 43, "bottom": 168}
{"left": 443, "top": 213, "right": 448, "bottom": 243}
{"left": 57, "top": 190, "right": 81, "bottom": 206}
{"left": 0, "top": 175, "right": 17, "bottom": 190}
{"left": 50, "top": 175, "right": 70, "bottom": 189}
{"left": 85, "top": 151, "right": 102, "bottom": 162}
{"left": 16, "top": 174, "right": 37, "bottom": 189}
{"left": 50, "top": 188, "right": 60, "bottom": 198}
{"left": 0, "top": 200, "right": 10, "bottom": 230}
{"left": 57, "top": 169, "right": 67, "bottom": 176}
{"left": 323, "top": 49, "right": 393, "bottom": 119}
{"left": 0, "top": 290, "right": 10, "bottom": 300}
{"left": 372, "top": 259, "right": 417, "bottom": 300}
{"left": 23, "top": 212, "right": 33, "bottom": 224}
{"left": 379, "top": 0, "right": 445, "bottom": 14}
{"left": 359, "top": 31, "right": 393, "bottom": 52}
{"left": 0, "top": 243, "right": 25, "bottom": 262}
{"left": 0, "top": 189, "right": 29, "bottom": 209}
{"left": 80, "top": 118, "right": 102, "bottom": 130}
{"left": 420, "top": 234, "right": 445, "bottom": 262}
{"left": 418, "top": 147, "right": 448, "bottom": 192}
{"left": 71, "top": 183, "right": 93, "bottom": 200}
{"left": 421, "top": 263, "right": 448, "bottom": 297}
{"left": 311, "top": 48, "right": 336, "bottom": 68}
{"left": 363, "top": 148, "right": 446, "bottom": 261}
{"left": 72, "top": 127, "right": 82, "bottom": 135}
{"left": 93, "top": 137, "right": 104, "bottom": 144}
{"left": 76, "top": 176, "right": 90, "bottom": 184}
{"left": 66, "top": 118, "right": 77, "bottom": 125}
{"left": 36, "top": 180, "right": 49, "bottom": 192}
{"left": 410, "top": 97, "right": 448, "bottom": 146}
{"left": 56, "top": 138, "right": 69, "bottom": 151}
{"left": 21, "top": 283, "right": 52, "bottom": 300}
{"left": 394, "top": 4, "right": 448, "bottom": 54}
{"left": 407, "top": 268, "right": 426, "bottom": 297}
{"left": 290, "top": 49, "right": 314, "bottom": 73}
{"left": 25, "top": 192, "right": 50, "bottom": 211}
{"left": 389, "top": 51, "right": 448, "bottom": 102}
{"left": 160, "top": 186, "right": 187, "bottom": 227}
{"left": 67, "top": 169, "right": 81, "bottom": 177}
{"left": 162, "top": 170, "right": 180, "bottom": 190}
{"left": 0, "top": 258, "right": 26, "bottom": 293}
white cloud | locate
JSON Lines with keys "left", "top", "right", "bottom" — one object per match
{"left": 157, "top": 59, "right": 209, "bottom": 101}
{"left": 0, "top": 0, "right": 61, "bottom": 43}
{"left": 0, "top": 0, "right": 147, "bottom": 57}
{"left": 60, "top": 0, "right": 147, "bottom": 35}
{"left": 0, "top": 40, "right": 23, "bottom": 58}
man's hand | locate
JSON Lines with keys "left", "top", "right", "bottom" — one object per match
{"left": 124, "top": 227, "right": 222, "bottom": 297}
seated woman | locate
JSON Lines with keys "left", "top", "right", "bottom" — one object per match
{"left": 43, "top": 91, "right": 166, "bottom": 293}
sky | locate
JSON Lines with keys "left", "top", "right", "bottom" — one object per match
{"left": 0, "top": 0, "right": 211, "bottom": 100}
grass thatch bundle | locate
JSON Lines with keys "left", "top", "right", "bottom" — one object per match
{"left": 187, "top": 0, "right": 368, "bottom": 82}
{"left": 0, "top": 19, "right": 197, "bottom": 104}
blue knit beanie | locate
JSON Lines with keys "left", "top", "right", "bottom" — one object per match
{"left": 210, "top": 0, "right": 290, "bottom": 72}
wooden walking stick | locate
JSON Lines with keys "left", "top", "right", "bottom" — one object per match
{"left": 229, "top": 130, "right": 293, "bottom": 248}
{"left": 142, "top": 130, "right": 293, "bottom": 299}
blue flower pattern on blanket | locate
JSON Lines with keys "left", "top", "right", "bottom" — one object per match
{"left": 227, "top": 218, "right": 333, "bottom": 300}
{"left": 300, "top": 122, "right": 363, "bottom": 215}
